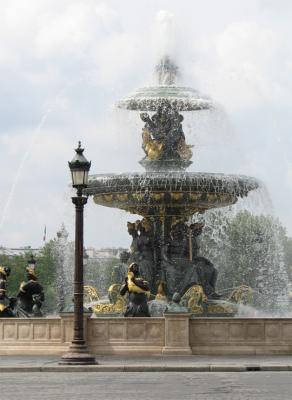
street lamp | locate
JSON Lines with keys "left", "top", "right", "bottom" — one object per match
{"left": 26, "top": 254, "right": 37, "bottom": 279}
{"left": 60, "top": 142, "right": 96, "bottom": 365}
{"left": 27, "top": 254, "right": 36, "bottom": 271}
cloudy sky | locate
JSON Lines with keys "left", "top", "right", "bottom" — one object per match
{"left": 0, "top": 0, "right": 292, "bottom": 249}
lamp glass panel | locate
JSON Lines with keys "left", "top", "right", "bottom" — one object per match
{"left": 83, "top": 170, "right": 89, "bottom": 185}
{"left": 28, "top": 258, "right": 35, "bottom": 268}
{"left": 72, "top": 170, "right": 85, "bottom": 186}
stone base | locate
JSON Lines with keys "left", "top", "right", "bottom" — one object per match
{"left": 59, "top": 343, "right": 97, "bottom": 365}
{"left": 59, "top": 352, "right": 97, "bottom": 365}
{"left": 1, "top": 316, "right": 292, "bottom": 356}
{"left": 162, "top": 346, "right": 192, "bottom": 355}
{"left": 164, "top": 313, "right": 192, "bottom": 354}
{"left": 139, "top": 158, "right": 192, "bottom": 171}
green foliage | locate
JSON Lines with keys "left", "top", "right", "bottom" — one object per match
{"left": 36, "top": 241, "right": 57, "bottom": 313}
{"left": 84, "top": 257, "right": 120, "bottom": 295}
{"left": 281, "top": 236, "right": 292, "bottom": 282}
{"left": 0, "top": 239, "right": 121, "bottom": 311}
{"left": 0, "top": 240, "right": 57, "bottom": 313}
{"left": 0, "top": 254, "right": 27, "bottom": 296}
{"left": 200, "top": 210, "right": 289, "bottom": 311}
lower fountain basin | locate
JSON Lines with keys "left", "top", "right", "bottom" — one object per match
{"left": 86, "top": 171, "right": 260, "bottom": 217}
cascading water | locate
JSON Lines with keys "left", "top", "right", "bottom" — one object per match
{"left": 196, "top": 203, "right": 289, "bottom": 313}
{"left": 52, "top": 224, "right": 74, "bottom": 311}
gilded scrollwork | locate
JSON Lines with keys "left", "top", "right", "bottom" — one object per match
{"left": 89, "top": 283, "right": 126, "bottom": 314}
{"left": 206, "top": 302, "right": 237, "bottom": 314}
{"left": 171, "top": 192, "right": 184, "bottom": 201}
{"left": 228, "top": 285, "right": 254, "bottom": 305}
{"left": 84, "top": 285, "right": 100, "bottom": 303}
{"left": 181, "top": 284, "right": 207, "bottom": 314}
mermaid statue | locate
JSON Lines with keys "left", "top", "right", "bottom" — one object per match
{"left": 120, "top": 262, "right": 150, "bottom": 317}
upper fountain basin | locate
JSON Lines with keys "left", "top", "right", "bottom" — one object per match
{"left": 86, "top": 172, "right": 260, "bottom": 217}
{"left": 116, "top": 85, "right": 213, "bottom": 112}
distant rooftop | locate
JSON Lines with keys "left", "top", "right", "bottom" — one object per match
{"left": 0, "top": 247, "right": 41, "bottom": 257}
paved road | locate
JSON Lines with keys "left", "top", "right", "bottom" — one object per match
{"left": 1, "top": 372, "right": 292, "bottom": 400}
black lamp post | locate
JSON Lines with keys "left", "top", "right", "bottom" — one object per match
{"left": 60, "top": 142, "right": 96, "bottom": 365}
{"left": 27, "top": 254, "right": 36, "bottom": 271}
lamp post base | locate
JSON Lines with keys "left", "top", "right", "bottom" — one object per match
{"left": 59, "top": 343, "right": 97, "bottom": 365}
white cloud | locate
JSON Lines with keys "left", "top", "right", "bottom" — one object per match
{"left": 189, "top": 20, "right": 292, "bottom": 111}
{"left": 1, "top": 0, "right": 292, "bottom": 248}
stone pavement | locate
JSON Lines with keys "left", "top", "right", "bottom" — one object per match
{"left": 1, "top": 371, "right": 292, "bottom": 400}
{"left": 1, "top": 355, "right": 292, "bottom": 372}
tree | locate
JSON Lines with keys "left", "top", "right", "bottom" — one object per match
{"left": 281, "top": 235, "right": 292, "bottom": 283}
{"left": 199, "top": 210, "right": 289, "bottom": 312}
{"left": 0, "top": 241, "right": 57, "bottom": 313}
{"left": 84, "top": 257, "right": 120, "bottom": 297}
{"left": 35, "top": 241, "right": 58, "bottom": 313}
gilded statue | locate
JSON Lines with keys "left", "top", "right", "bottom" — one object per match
{"left": 142, "top": 128, "right": 164, "bottom": 160}
{"left": 120, "top": 262, "right": 150, "bottom": 317}
{"left": 0, "top": 266, "right": 15, "bottom": 317}
{"left": 16, "top": 265, "right": 45, "bottom": 317}
{"left": 140, "top": 105, "right": 193, "bottom": 162}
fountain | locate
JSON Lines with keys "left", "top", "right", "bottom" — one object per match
{"left": 1, "top": 57, "right": 292, "bottom": 357}
{"left": 86, "top": 56, "right": 259, "bottom": 313}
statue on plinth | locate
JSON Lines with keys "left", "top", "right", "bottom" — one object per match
{"left": 0, "top": 266, "right": 15, "bottom": 317}
{"left": 120, "top": 262, "right": 150, "bottom": 317}
{"left": 16, "top": 256, "right": 45, "bottom": 317}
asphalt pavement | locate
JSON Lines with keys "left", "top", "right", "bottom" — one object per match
{"left": 0, "top": 371, "right": 292, "bottom": 400}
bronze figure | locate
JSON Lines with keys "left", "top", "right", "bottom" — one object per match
{"left": 120, "top": 263, "right": 150, "bottom": 317}
{"left": 16, "top": 265, "right": 45, "bottom": 317}
{"left": 0, "top": 266, "right": 15, "bottom": 317}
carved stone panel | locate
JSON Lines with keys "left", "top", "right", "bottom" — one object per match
{"left": 18, "top": 323, "right": 31, "bottom": 340}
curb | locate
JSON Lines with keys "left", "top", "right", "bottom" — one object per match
{"left": 0, "top": 364, "right": 292, "bottom": 372}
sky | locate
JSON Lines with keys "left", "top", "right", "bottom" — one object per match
{"left": 0, "top": 0, "right": 292, "bottom": 249}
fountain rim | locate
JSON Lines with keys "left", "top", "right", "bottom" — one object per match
{"left": 85, "top": 171, "right": 260, "bottom": 216}
{"left": 116, "top": 84, "right": 213, "bottom": 112}
{"left": 86, "top": 171, "right": 261, "bottom": 198}
{"left": 88, "top": 170, "right": 261, "bottom": 182}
